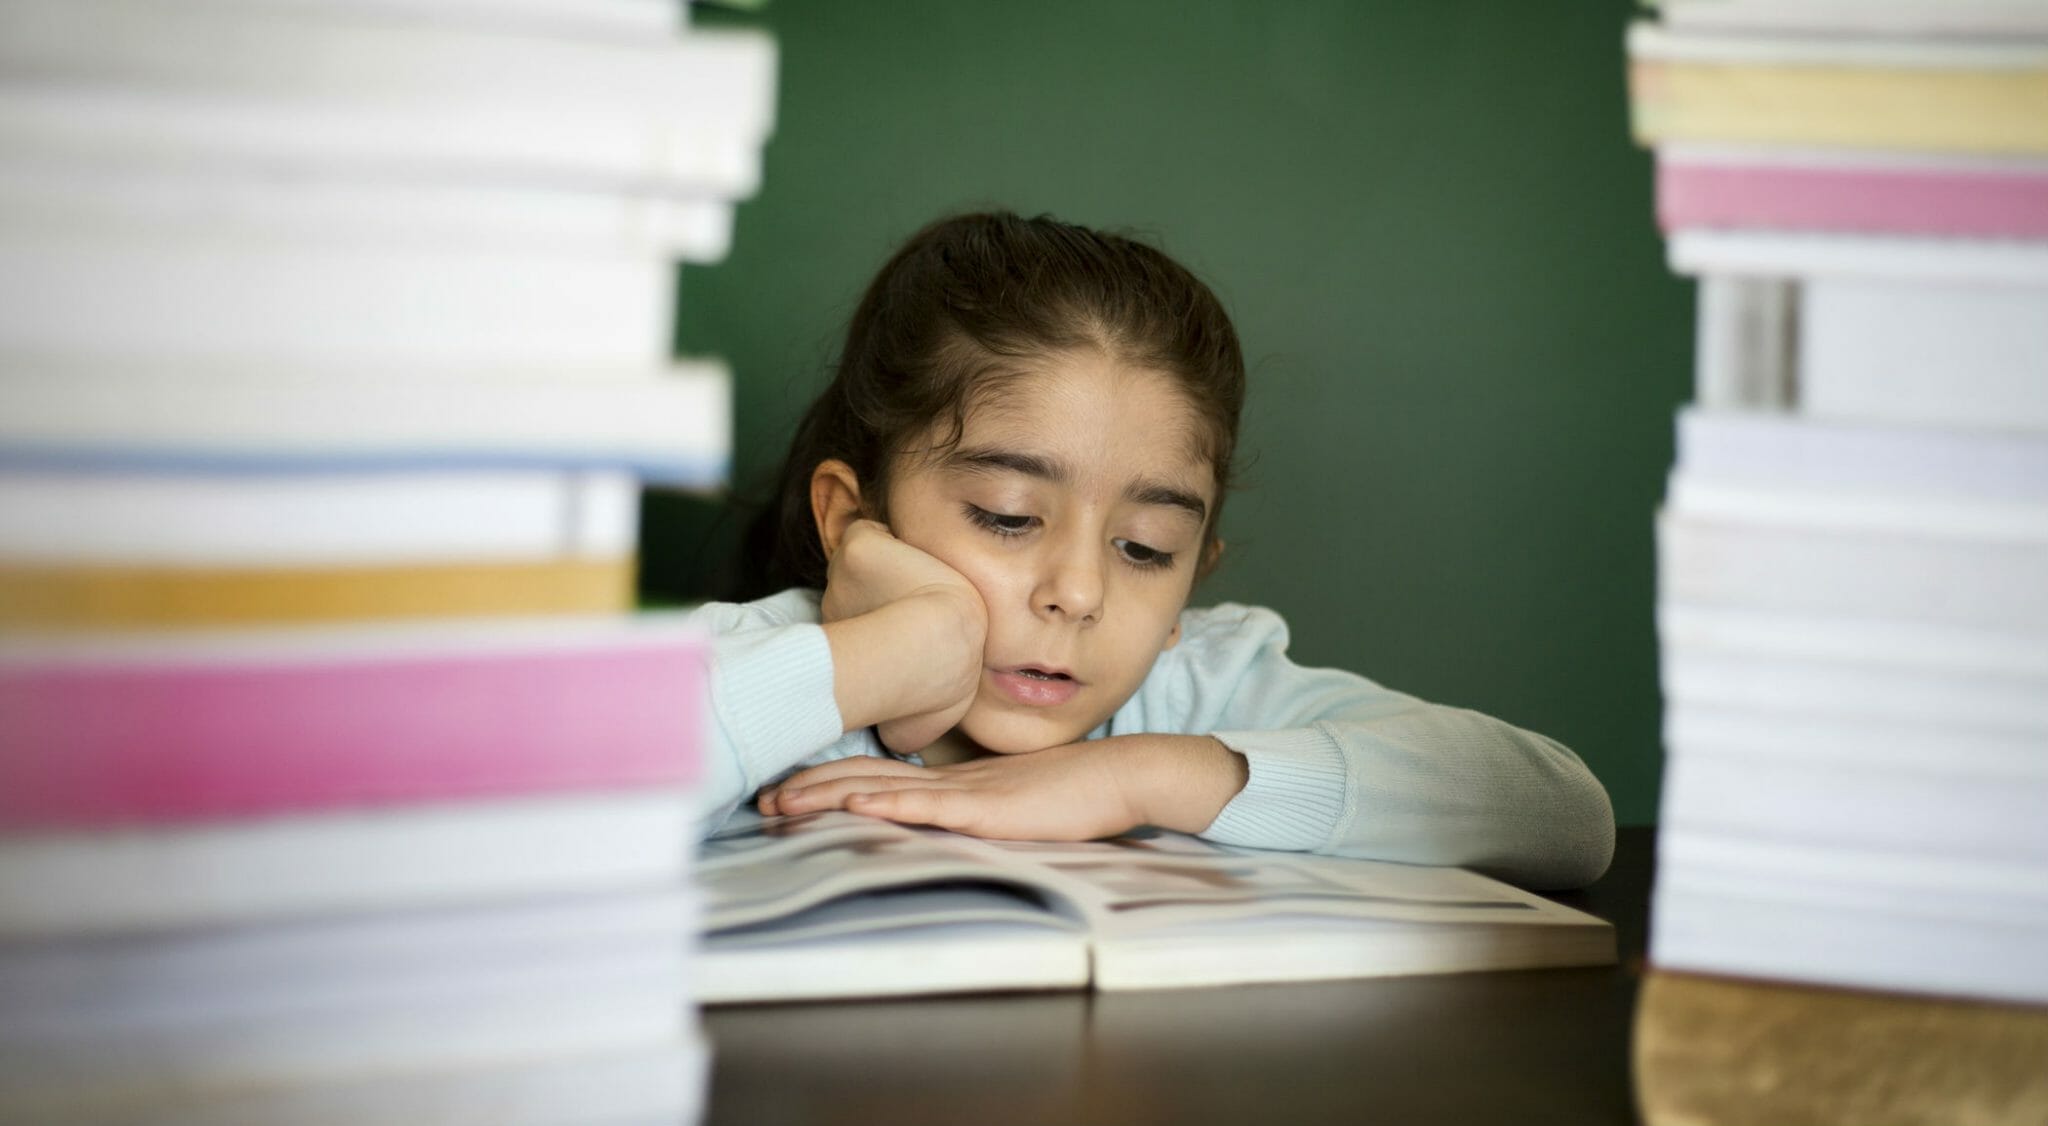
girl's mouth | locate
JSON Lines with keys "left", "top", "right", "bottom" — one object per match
{"left": 989, "top": 665, "right": 1082, "bottom": 707}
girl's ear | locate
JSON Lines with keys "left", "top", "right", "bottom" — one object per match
{"left": 809, "top": 459, "right": 866, "bottom": 561}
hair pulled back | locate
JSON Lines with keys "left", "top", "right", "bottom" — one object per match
{"left": 733, "top": 211, "right": 1245, "bottom": 600}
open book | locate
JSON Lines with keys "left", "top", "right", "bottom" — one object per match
{"left": 696, "top": 811, "right": 1615, "bottom": 1003}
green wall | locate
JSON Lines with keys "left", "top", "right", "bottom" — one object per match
{"left": 647, "top": 0, "right": 1695, "bottom": 826}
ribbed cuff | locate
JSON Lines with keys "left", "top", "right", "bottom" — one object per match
{"left": 1202, "top": 726, "right": 1349, "bottom": 852}
{"left": 710, "top": 623, "right": 843, "bottom": 789}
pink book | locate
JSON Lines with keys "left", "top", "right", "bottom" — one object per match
{"left": 0, "top": 616, "right": 709, "bottom": 830}
{"left": 1658, "top": 147, "right": 2048, "bottom": 238}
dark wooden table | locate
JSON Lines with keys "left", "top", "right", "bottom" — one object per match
{"left": 703, "top": 826, "right": 1654, "bottom": 1126}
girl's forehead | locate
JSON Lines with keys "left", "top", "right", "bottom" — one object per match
{"left": 959, "top": 358, "right": 1218, "bottom": 475}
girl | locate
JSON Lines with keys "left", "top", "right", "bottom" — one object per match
{"left": 688, "top": 211, "right": 1613, "bottom": 890}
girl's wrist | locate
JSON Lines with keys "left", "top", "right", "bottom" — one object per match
{"left": 1113, "top": 734, "right": 1249, "bottom": 835}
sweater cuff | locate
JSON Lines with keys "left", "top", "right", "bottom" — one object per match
{"left": 1202, "top": 726, "right": 1349, "bottom": 852}
{"left": 710, "top": 623, "right": 843, "bottom": 789}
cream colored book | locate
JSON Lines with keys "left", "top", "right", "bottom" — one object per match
{"left": 697, "top": 811, "right": 1614, "bottom": 1002}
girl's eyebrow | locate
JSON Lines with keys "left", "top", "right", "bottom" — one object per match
{"left": 946, "top": 446, "right": 1208, "bottom": 523}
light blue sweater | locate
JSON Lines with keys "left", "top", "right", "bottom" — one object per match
{"left": 689, "top": 589, "right": 1614, "bottom": 890}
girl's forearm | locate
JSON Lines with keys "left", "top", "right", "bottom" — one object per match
{"left": 1107, "top": 734, "right": 1250, "bottom": 835}
{"left": 822, "top": 587, "right": 984, "bottom": 734}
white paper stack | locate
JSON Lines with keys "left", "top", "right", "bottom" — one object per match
{"left": 1628, "top": 4, "right": 2048, "bottom": 1007}
{"left": 0, "top": 0, "right": 776, "bottom": 1121}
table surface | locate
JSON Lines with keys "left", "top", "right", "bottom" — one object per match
{"left": 702, "top": 826, "right": 1654, "bottom": 1126}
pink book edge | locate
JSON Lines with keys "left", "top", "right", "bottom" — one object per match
{"left": 1658, "top": 156, "right": 2048, "bottom": 238}
{"left": 0, "top": 638, "right": 709, "bottom": 830}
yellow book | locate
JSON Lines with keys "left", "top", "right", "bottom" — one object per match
{"left": 0, "top": 558, "right": 634, "bottom": 629}
{"left": 1628, "top": 24, "right": 2048, "bottom": 155}
{"left": 1635, "top": 969, "right": 2048, "bottom": 1126}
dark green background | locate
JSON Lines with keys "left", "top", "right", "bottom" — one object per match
{"left": 647, "top": 0, "right": 1695, "bottom": 826}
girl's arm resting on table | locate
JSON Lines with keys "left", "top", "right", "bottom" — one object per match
{"left": 1209, "top": 711, "right": 1614, "bottom": 891}
{"left": 1179, "top": 606, "right": 1615, "bottom": 890}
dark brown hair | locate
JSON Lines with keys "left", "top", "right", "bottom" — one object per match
{"left": 732, "top": 211, "right": 1245, "bottom": 600}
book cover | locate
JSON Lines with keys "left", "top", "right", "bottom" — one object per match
{"left": 0, "top": 1037, "right": 709, "bottom": 1126}
{"left": 695, "top": 812, "right": 1615, "bottom": 1003}
{"left": 1634, "top": 969, "right": 2048, "bottom": 1126}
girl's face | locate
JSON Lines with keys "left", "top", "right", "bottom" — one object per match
{"left": 884, "top": 351, "right": 1217, "bottom": 755}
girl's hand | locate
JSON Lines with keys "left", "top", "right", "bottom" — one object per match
{"left": 820, "top": 519, "right": 987, "bottom": 754}
{"left": 758, "top": 735, "right": 1249, "bottom": 841}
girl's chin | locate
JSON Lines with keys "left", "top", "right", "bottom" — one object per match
{"left": 957, "top": 709, "right": 1091, "bottom": 756}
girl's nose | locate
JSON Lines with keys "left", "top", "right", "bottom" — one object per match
{"left": 1033, "top": 536, "right": 1104, "bottom": 624}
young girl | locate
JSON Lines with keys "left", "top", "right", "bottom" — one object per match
{"left": 688, "top": 212, "right": 1613, "bottom": 890}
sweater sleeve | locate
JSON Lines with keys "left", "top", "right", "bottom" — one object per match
{"left": 1156, "top": 604, "right": 1614, "bottom": 890}
{"left": 683, "top": 590, "right": 847, "bottom": 832}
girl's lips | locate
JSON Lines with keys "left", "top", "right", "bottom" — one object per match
{"left": 988, "top": 666, "right": 1082, "bottom": 708}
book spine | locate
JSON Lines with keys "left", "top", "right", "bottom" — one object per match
{"left": 0, "top": 558, "right": 635, "bottom": 630}
{"left": 1670, "top": 229, "right": 2048, "bottom": 283}
{"left": 0, "top": 166, "right": 737, "bottom": 262}
{"left": 1659, "top": 750, "right": 2048, "bottom": 866}
{"left": 0, "top": 5, "right": 776, "bottom": 194}
{"left": 0, "top": 630, "right": 707, "bottom": 828}
{"left": 0, "top": 236, "right": 674, "bottom": 369}
{"left": 1630, "top": 55, "right": 2048, "bottom": 156}
{"left": 0, "top": 470, "right": 639, "bottom": 566}
{"left": 1676, "top": 408, "right": 2048, "bottom": 502}
{"left": 0, "top": 366, "right": 732, "bottom": 488}
{"left": 1650, "top": 846, "right": 2048, "bottom": 1003}
{"left": 1656, "top": 0, "right": 2048, "bottom": 39}
{"left": 1658, "top": 151, "right": 2048, "bottom": 238}
{"left": 1657, "top": 510, "right": 2048, "bottom": 633}
{"left": 0, "top": 790, "right": 697, "bottom": 936}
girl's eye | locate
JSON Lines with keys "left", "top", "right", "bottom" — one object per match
{"left": 965, "top": 504, "right": 1036, "bottom": 536}
{"left": 1115, "top": 538, "right": 1174, "bottom": 570}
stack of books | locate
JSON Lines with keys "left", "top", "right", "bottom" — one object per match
{"left": 0, "top": 0, "right": 775, "bottom": 1121}
{"left": 1627, "top": 4, "right": 2048, "bottom": 1124}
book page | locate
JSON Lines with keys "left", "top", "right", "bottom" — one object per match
{"left": 953, "top": 832, "right": 1588, "bottom": 935}
{"left": 707, "top": 885, "right": 1081, "bottom": 950}
{"left": 697, "top": 812, "right": 1069, "bottom": 931}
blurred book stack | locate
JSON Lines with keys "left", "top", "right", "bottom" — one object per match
{"left": 0, "top": 0, "right": 775, "bottom": 1121}
{"left": 1627, "top": 3, "right": 2048, "bottom": 1124}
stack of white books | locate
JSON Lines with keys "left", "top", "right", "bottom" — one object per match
{"left": 0, "top": 617, "right": 719, "bottom": 1125}
{"left": 1628, "top": 1, "right": 2048, "bottom": 1007}
{"left": 0, "top": 0, "right": 776, "bottom": 1121}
